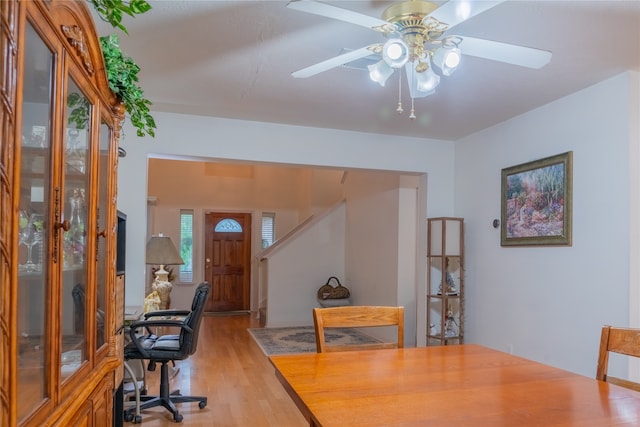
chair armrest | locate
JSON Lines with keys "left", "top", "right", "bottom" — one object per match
{"left": 127, "top": 318, "right": 194, "bottom": 357}
{"left": 129, "top": 318, "right": 190, "bottom": 329}
{"left": 135, "top": 311, "right": 189, "bottom": 335}
{"left": 129, "top": 317, "right": 185, "bottom": 336}
{"left": 144, "top": 309, "right": 190, "bottom": 319}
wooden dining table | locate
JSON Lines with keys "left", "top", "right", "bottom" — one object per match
{"left": 269, "top": 344, "right": 640, "bottom": 427}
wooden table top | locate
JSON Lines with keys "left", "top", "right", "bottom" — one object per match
{"left": 270, "top": 344, "right": 640, "bottom": 427}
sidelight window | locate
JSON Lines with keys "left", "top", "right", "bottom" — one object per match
{"left": 179, "top": 210, "right": 193, "bottom": 283}
{"left": 261, "top": 212, "right": 275, "bottom": 248}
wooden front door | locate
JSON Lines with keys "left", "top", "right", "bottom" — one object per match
{"left": 204, "top": 212, "right": 251, "bottom": 311}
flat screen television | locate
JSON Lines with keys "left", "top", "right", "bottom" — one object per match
{"left": 116, "top": 210, "right": 126, "bottom": 275}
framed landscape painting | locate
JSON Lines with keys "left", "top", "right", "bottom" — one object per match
{"left": 501, "top": 151, "right": 573, "bottom": 246}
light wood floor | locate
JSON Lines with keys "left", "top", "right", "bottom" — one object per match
{"left": 123, "top": 314, "right": 307, "bottom": 426}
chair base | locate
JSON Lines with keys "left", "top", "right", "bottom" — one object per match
{"left": 123, "top": 360, "right": 207, "bottom": 423}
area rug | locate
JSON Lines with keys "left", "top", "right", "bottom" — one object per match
{"left": 248, "top": 326, "right": 381, "bottom": 356}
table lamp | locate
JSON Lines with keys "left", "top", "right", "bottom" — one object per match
{"left": 145, "top": 233, "right": 184, "bottom": 309}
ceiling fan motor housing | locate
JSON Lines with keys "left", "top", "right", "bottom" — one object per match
{"left": 382, "top": 1, "right": 448, "bottom": 62}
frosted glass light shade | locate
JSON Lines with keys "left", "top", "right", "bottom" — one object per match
{"left": 415, "top": 66, "right": 441, "bottom": 92}
{"left": 368, "top": 60, "right": 394, "bottom": 86}
{"left": 433, "top": 46, "right": 461, "bottom": 76}
{"left": 382, "top": 38, "right": 409, "bottom": 69}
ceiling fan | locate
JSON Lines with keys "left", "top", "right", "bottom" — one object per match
{"left": 286, "top": 0, "right": 552, "bottom": 118}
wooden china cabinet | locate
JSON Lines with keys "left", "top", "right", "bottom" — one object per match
{"left": 1, "top": 1, "right": 124, "bottom": 426}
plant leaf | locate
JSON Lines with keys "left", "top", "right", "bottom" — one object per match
{"left": 100, "top": 34, "right": 156, "bottom": 138}
{"left": 88, "top": 0, "right": 152, "bottom": 34}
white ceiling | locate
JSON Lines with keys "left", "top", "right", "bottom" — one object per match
{"left": 91, "top": 1, "right": 640, "bottom": 141}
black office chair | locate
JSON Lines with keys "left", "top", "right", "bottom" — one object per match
{"left": 72, "top": 283, "right": 105, "bottom": 344}
{"left": 124, "top": 282, "right": 210, "bottom": 423}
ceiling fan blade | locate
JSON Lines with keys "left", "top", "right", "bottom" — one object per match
{"left": 430, "top": 0, "right": 506, "bottom": 30}
{"left": 292, "top": 44, "right": 381, "bottom": 78}
{"left": 287, "top": 0, "right": 390, "bottom": 31}
{"left": 458, "top": 36, "right": 552, "bottom": 69}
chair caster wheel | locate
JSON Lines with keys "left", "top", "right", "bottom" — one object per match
{"left": 173, "top": 413, "right": 183, "bottom": 422}
{"left": 199, "top": 401, "right": 207, "bottom": 409}
{"left": 134, "top": 415, "right": 142, "bottom": 424}
{"left": 124, "top": 413, "right": 134, "bottom": 422}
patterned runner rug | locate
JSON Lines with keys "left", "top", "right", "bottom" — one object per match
{"left": 248, "top": 326, "right": 381, "bottom": 355}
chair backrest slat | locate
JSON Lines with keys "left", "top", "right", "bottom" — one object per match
{"left": 596, "top": 325, "right": 640, "bottom": 392}
{"left": 313, "top": 306, "right": 404, "bottom": 353}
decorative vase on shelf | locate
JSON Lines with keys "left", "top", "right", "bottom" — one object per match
{"left": 444, "top": 306, "right": 459, "bottom": 338}
{"left": 65, "top": 129, "right": 85, "bottom": 173}
{"left": 64, "top": 189, "right": 85, "bottom": 267}
{"left": 21, "top": 213, "right": 44, "bottom": 272}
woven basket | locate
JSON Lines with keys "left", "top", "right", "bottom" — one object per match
{"left": 317, "top": 276, "right": 350, "bottom": 300}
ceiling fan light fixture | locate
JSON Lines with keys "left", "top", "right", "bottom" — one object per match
{"left": 287, "top": 0, "right": 553, "bottom": 121}
{"left": 382, "top": 38, "right": 409, "bottom": 69}
{"left": 433, "top": 46, "right": 461, "bottom": 76}
{"left": 368, "top": 60, "right": 394, "bottom": 86}
{"left": 415, "top": 65, "right": 440, "bottom": 92}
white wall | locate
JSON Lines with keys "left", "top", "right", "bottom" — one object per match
{"left": 455, "top": 72, "right": 639, "bottom": 378}
{"left": 264, "top": 203, "right": 346, "bottom": 327}
{"left": 344, "top": 171, "right": 404, "bottom": 342}
{"left": 344, "top": 171, "right": 401, "bottom": 303}
{"left": 628, "top": 71, "right": 640, "bottom": 380}
{"left": 398, "top": 177, "right": 420, "bottom": 346}
{"left": 117, "top": 114, "right": 455, "bottom": 339}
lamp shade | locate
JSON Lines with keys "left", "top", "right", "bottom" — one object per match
{"left": 145, "top": 233, "right": 184, "bottom": 265}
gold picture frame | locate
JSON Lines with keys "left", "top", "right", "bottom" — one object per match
{"left": 501, "top": 151, "right": 573, "bottom": 246}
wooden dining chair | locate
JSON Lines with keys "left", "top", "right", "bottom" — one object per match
{"left": 596, "top": 325, "right": 640, "bottom": 392}
{"left": 313, "top": 305, "right": 404, "bottom": 353}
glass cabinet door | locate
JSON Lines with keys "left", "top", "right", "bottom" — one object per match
{"left": 95, "top": 121, "right": 112, "bottom": 351}
{"left": 60, "top": 78, "right": 91, "bottom": 380}
{"left": 17, "top": 21, "right": 53, "bottom": 421}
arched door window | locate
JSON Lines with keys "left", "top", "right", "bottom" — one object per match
{"left": 214, "top": 218, "right": 242, "bottom": 232}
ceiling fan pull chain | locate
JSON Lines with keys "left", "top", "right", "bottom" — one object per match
{"left": 410, "top": 97, "right": 416, "bottom": 120}
{"left": 396, "top": 70, "right": 403, "bottom": 114}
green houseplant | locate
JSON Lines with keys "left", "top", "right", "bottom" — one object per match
{"left": 88, "top": 0, "right": 156, "bottom": 137}
{"left": 100, "top": 34, "right": 155, "bottom": 137}
{"left": 88, "top": 0, "right": 151, "bottom": 34}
